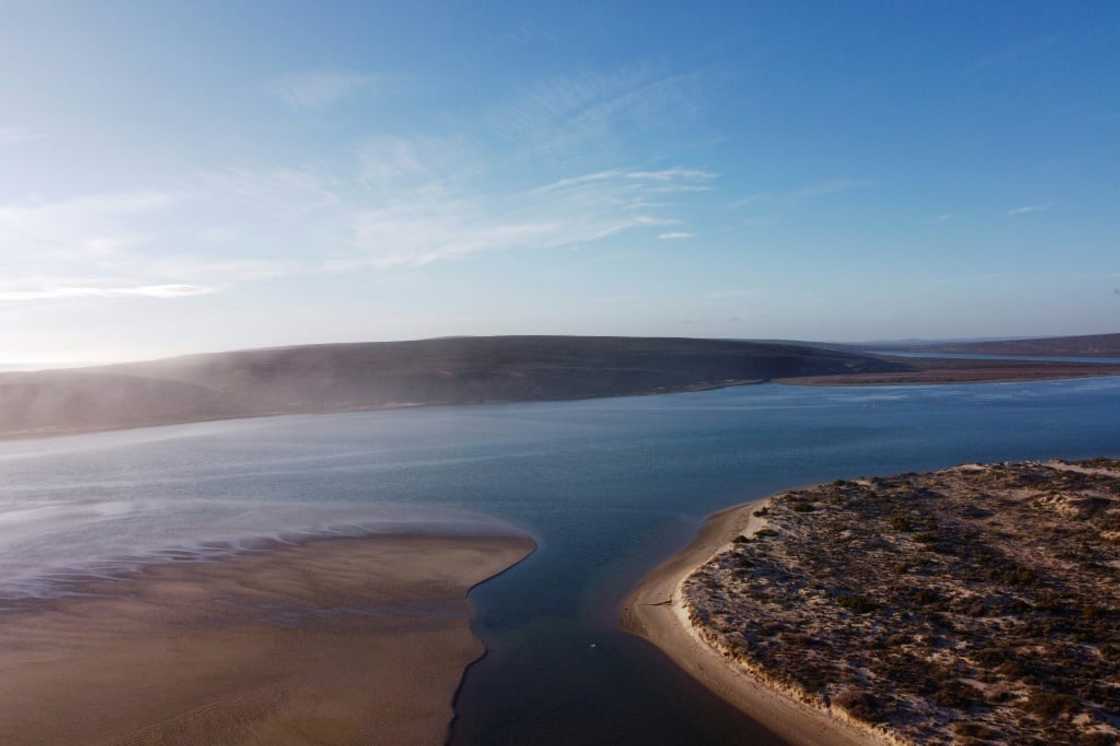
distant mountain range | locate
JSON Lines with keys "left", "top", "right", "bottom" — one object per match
{"left": 0, "top": 336, "right": 902, "bottom": 438}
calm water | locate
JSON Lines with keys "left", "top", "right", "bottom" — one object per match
{"left": 3, "top": 378, "right": 1120, "bottom": 744}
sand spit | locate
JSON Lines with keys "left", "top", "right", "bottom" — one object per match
{"left": 621, "top": 502, "right": 874, "bottom": 746}
{"left": 625, "top": 459, "right": 1120, "bottom": 746}
{"left": 0, "top": 533, "right": 535, "bottom": 746}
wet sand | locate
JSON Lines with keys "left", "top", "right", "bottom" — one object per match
{"left": 621, "top": 501, "right": 872, "bottom": 746}
{"left": 0, "top": 533, "right": 535, "bottom": 746}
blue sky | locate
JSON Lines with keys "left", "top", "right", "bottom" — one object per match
{"left": 1, "top": 2, "right": 1117, "bottom": 363}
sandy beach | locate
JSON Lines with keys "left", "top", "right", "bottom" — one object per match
{"left": 0, "top": 533, "right": 534, "bottom": 746}
{"left": 621, "top": 501, "right": 873, "bottom": 746}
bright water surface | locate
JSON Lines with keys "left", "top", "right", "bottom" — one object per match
{"left": 3, "top": 378, "right": 1120, "bottom": 744}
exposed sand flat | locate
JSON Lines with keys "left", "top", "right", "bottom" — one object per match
{"left": 0, "top": 533, "right": 535, "bottom": 746}
{"left": 621, "top": 502, "right": 874, "bottom": 746}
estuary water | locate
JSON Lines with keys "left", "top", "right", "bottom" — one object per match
{"left": 2, "top": 377, "right": 1120, "bottom": 744}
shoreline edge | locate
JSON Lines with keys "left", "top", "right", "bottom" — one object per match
{"left": 620, "top": 498, "right": 884, "bottom": 746}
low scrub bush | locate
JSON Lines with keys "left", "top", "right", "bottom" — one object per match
{"left": 836, "top": 594, "right": 879, "bottom": 614}
{"left": 1022, "top": 690, "right": 1078, "bottom": 719}
{"left": 833, "top": 688, "right": 884, "bottom": 722}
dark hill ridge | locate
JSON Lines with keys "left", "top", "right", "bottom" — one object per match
{"left": 0, "top": 336, "right": 901, "bottom": 438}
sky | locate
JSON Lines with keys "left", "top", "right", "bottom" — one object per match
{"left": 1, "top": 2, "right": 1118, "bottom": 364}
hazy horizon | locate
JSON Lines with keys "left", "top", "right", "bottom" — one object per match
{"left": 3, "top": 3, "right": 1119, "bottom": 365}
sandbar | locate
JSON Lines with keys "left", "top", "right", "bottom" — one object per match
{"left": 0, "top": 533, "right": 534, "bottom": 746}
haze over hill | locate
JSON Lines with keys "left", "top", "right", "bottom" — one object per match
{"left": 0, "top": 336, "right": 903, "bottom": 438}
{"left": 876, "top": 332, "right": 1120, "bottom": 357}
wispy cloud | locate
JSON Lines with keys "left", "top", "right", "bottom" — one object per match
{"left": 0, "top": 190, "right": 177, "bottom": 261}
{"left": 793, "top": 179, "right": 870, "bottom": 198}
{"left": 0, "top": 191, "right": 177, "bottom": 221}
{"left": 0, "top": 155, "right": 711, "bottom": 284}
{"left": 706, "top": 288, "right": 756, "bottom": 301}
{"left": 0, "top": 152, "right": 712, "bottom": 302}
{"left": 342, "top": 171, "right": 694, "bottom": 269}
{"left": 729, "top": 194, "right": 766, "bottom": 209}
{"left": 489, "top": 66, "right": 708, "bottom": 161}
{"left": 0, "top": 284, "right": 215, "bottom": 302}
{"left": 0, "top": 189, "right": 244, "bottom": 302}
{"left": 1008, "top": 203, "right": 1052, "bottom": 216}
{"left": 631, "top": 215, "right": 681, "bottom": 227}
{"left": 355, "top": 135, "right": 475, "bottom": 193}
{"left": 273, "top": 70, "right": 373, "bottom": 109}
{"left": 534, "top": 167, "right": 714, "bottom": 195}
{"left": 0, "top": 126, "right": 40, "bottom": 146}
{"left": 532, "top": 170, "right": 624, "bottom": 194}
{"left": 626, "top": 168, "right": 716, "bottom": 182}
{"left": 657, "top": 231, "right": 693, "bottom": 240}
{"left": 0, "top": 62, "right": 720, "bottom": 302}
{"left": 731, "top": 178, "right": 869, "bottom": 208}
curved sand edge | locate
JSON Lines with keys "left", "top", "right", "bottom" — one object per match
{"left": 444, "top": 536, "right": 538, "bottom": 743}
{"left": 0, "top": 533, "right": 536, "bottom": 746}
{"left": 620, "top": 499, "right": 883, "bottom": 746}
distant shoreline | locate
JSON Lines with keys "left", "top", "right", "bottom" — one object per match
{"left": 0, "top": 335, "right": 911, "bottom": 440}
{"left": 6, "top": 334, "right": 1120, "bottom": 442}
{"left": 6, "top": 360, "right": 1120, "bottom": 442}
{"left": 0, "top": 378, "right": 768, "bottom": 442}
{"left": 781, "top": 356, "right": 1120, "bottom": 386}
